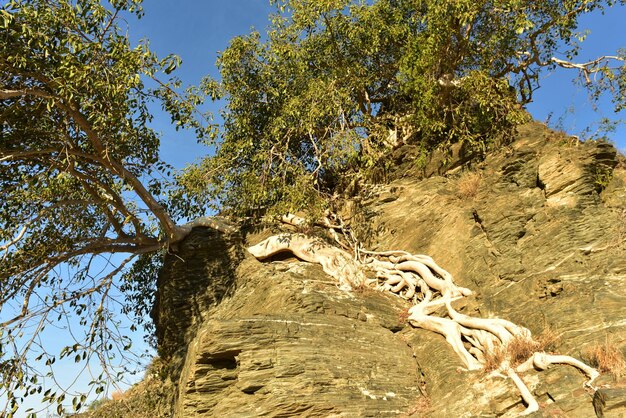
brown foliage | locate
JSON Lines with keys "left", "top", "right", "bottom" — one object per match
{"left": 483, "top": 327, "right": 561, "bottom": 372}
{"left": 534, "top": 327, "right": 560, "bottom": 352}
{"left": 583, "top": 339, "right": 626, "bottom": 378}
{"left": 483, "top": 343, "right": 507, "bottom": 372}
{"left": 110, "top": 389, "right": 125, "bottom": 401}
{"left": 507, "top": 336, "right": 541, "bottom": 366}
{"left": 456, "top": 171, "right": 482, "bottom": 199}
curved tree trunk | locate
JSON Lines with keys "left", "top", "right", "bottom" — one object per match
{"left": 248, "top": 234, "right": 367, "bottom": 290}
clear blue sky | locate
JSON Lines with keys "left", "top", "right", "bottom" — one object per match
{"left": 14, "top": 1, "right": 625, "bottom": 416}
{"left": 129, "top": 1, "right": 277, "bottom": 169}
{"left": 526, "top": 8, "right": 626, "bottom": 152}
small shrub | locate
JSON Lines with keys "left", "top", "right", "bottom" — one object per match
{"left": 414, "top": 148, "right": 430, "bottom": 174}
{"left": 594, "top": 166, "right": 614, "bottom": 192}
{"left": 583, "top": 339, "right": 626, "bottom": 378}
{"left": 457, "top": 171, "right": 482, "bottom": 199}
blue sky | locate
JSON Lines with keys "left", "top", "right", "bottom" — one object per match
{"left": 129, "top": 1, "right": 277, "bottom": 169}
{"left": 526, "top": 8, "right": 626, "bottom": 151}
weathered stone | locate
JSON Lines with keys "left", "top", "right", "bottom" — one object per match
{"left": 147, "top": 121, "right": 626, "bottom": 417}
{"left": 537, "top": 138, "right": 617, "bottom": 206}
{"left": 364, "top": 122, "right": 626, "bottom": 415}
{"left": 172, "top": 257, "right": 421, "bottom": 417}
{"left": 151, "top": 227, "right": 243, "bottom": 367}
{"left": 594, "top": 388, "right": 626, "bottom": 417}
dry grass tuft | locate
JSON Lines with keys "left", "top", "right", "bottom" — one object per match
{"left": 583, "top": 339, "right": 626, "bottom": 378}
{"left": 483, "top": 343, "right": 507, "bottom": 372}
{"left": 457, "top": 171, "right": 482, "bottom": 199}
{"left": 507, "top": 336, "right": 540, "bottom": 366}
{"left": 534, "top": 327, "right": 560, "bottom": 352}
{"left": 110, "top": 389, "right": 125, "bottom": 401}
{"left": 352, "top": 281, "right": 374, "bottom": 294}
{"left": 483, "top": 328, "right": 561, "bottom": 372}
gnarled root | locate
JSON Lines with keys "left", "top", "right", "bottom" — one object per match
{"left": 248, "top": 231, "right": 599, "bottom": 415}
{"left": 516, "top": 352, "right": 600, "bottom": 384}
{"left": 506, "top": 367, "right": 540, "bottom": 416}
{"left": 248, "top": 233, "right": 366, "bottom": 290}
{"left": 408, "top": 310, "right": 482, "bottom": 370}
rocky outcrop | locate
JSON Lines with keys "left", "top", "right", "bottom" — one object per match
{"left": 152, "top": 227, "right": 243, "bottom": 369}
{"left": 153, "top": 122, "right": 626, "bottom": 417}
{"left": 175, "top": 258, "right": 422, "bottom": 417}
{"left": 366, "top": 122, "right": 626, "bottom": 416}
{"left": 594, "top": 388, "right": 626, "bottom": 417}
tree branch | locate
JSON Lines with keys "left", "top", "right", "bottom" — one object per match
{"left": 0, "top": 88, "right": 52, "bottom": 100}
{"left": 0, "top": 254, "right": 137, "bottom": 328}
{"left": 550, "top": 55, "right": 625, "bottom": 84}
{"left": 2, "top": 83, "right": 179, "bottom": 239}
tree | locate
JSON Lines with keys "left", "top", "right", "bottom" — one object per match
{"left": 182, "top": 0, "right": 625, "bottom": 217}
{"left": 1, "top": 0, "right": 624, "bottom": 416}
{"left": 0, "top": 0, "right": 230, "bottom": 414}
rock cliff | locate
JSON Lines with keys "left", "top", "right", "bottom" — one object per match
{"left": 152, "top": 122, "right": 626, "bottom": 417}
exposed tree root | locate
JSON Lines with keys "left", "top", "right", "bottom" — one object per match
{"left": 172, "top": 216, "right": 237, "bottom": 242}
{"left": 506, "top": 367, "right": 540, "bottom": 415}
{"left": 248, "top": 234, "right": 366, "bottom": 291}
{"left": 247, "top": 220, "right": 600, "bottom": 415}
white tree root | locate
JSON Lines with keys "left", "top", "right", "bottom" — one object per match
{"left": 507, "top": 367, "right": 540, "bottom": 415}
{"left": 247, "top": 233, "right": 366, "bottom": 290}
{"left": 516, "top": 353, "right": 600, "bottom": 384}
{"left": 248, "top": 231, "right": 600, "bottom": 414}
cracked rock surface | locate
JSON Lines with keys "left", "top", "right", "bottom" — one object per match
{"left": 158, "top": 245, "right": 421, "bottom": 417}
{"left": 368, "top": 122, "right": 626, "bottom": 416}
{"left": 152, "top": 122, "right": 626, "bottom": 417}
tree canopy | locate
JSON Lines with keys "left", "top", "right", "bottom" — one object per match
{"left": 0, "top": 0, "right": 222, "bottom": 414}
{"left": 1, "top": 0, "right": 625, "bottom": 415}
{"left": 181, "top": 0, "right": 625, "bottom": 217}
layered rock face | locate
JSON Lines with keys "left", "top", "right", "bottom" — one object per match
{"left": 153, "top": 122, "right": 626, "bottom": 417}
{"left": 154, "top": 232, "right": 420, "bottom": 416}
